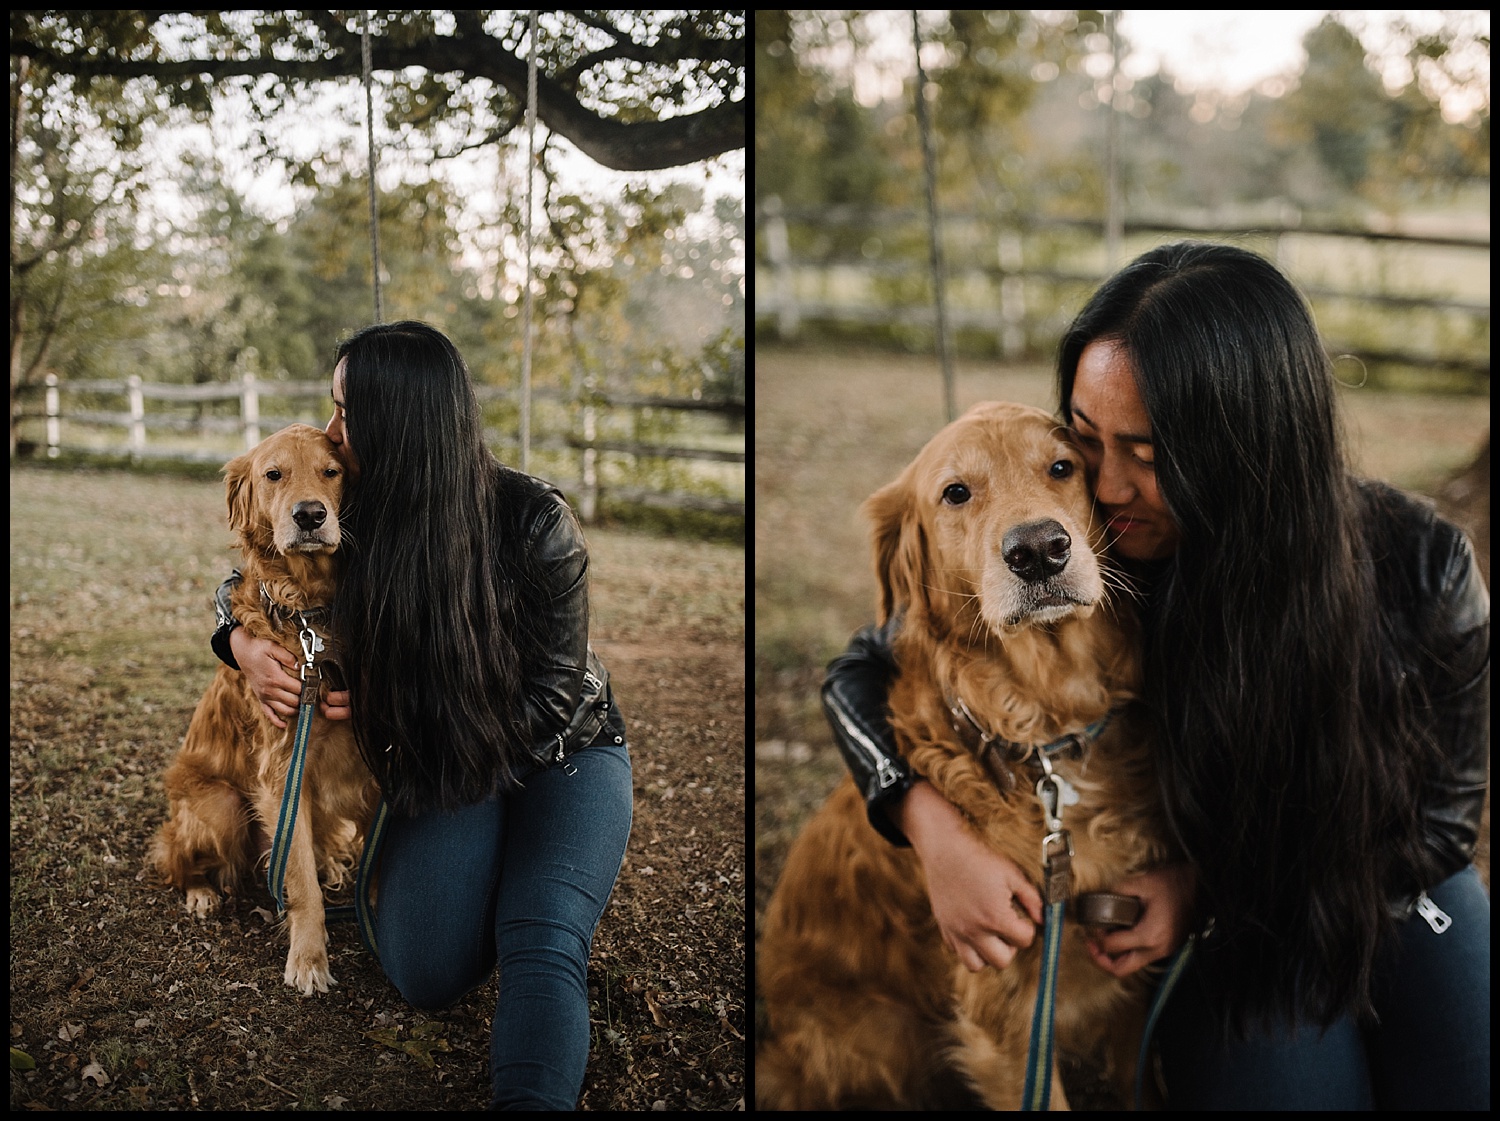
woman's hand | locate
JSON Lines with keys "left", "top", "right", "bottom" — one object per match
{"left": 228, "top": 629, "right": 351, "bottom": 726}
{"left": 893, "top": 780, "right": 1044, "bottom": 973}
{"left": 1085, "top": 862, "right": 1198, "bottom": 978}
{"left": 320, "top": 687, "right": 351, "bottom": 723}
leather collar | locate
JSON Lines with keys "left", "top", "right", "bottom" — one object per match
{"left": 259, "top": 582, "right": 334, "bottom": 636}
{"left": 947, "top": 695, "right": 1122, "bottom": 794}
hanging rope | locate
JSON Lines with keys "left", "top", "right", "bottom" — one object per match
{"left": 911, "top": 11, "right": 955, "bottom": 424}
{"left": 361, "top": 11, "right": 383, "bottom": 324}
{"left": 519, "top": 10, "right": 538, "bottom": 473}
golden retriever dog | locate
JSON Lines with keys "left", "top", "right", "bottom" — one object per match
{"left": 152, "top": 423, "right": 379, "bottom": 996}
{"left": 758, "top": 401, "right": 1174, "bottom": 1110}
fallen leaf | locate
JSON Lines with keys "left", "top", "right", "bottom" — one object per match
{"left": 57, "top": 1023, "right": 84, "bottom": 1043}
{"left": 644, "top": 990, "right": 668, "bottom": 1028}
{"left": 81, "top": 1060, "right": 109, "bottom": 1086}
{"left": 364, "top": 1026, "right": 451, "bottom": 1070}
{"left": 10, "top": 1047, "right": 36, "bottom": 1072}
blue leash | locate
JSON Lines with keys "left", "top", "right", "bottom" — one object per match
{"left": 1018, "top": 742, "right": 1199, "bottom": 1111}
{"left": 266, "top": 619, "right": 385, "bottom": 959}
{"left": 1021, "top": 898, "right": 1067, "bottom": 1109}
{"left": 1020, "top": 896, "right": 1199, "bottom": 1111}
{"left": 1132, "top": 928, "right": 1199, "bottom": 1109}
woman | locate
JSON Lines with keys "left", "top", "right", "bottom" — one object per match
{"left": 822, "top": 242, "right": 1489, "bottom": 1109}
{"left": 211, "top": 321, "right": 632, "bottom": 1110}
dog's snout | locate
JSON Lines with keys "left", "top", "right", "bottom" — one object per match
{"left": 292, "top": 501, "right": 328, "bottom": 532}
{"left": 1002, "top": 519, "right": 1072, "bottom": 583}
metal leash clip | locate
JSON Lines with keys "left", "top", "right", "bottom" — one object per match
{"left": 1035, "top": 754, "right": 1073, "bottom": 905}
{"left": 297, "top": 618, "right": 325, "bottom": 703}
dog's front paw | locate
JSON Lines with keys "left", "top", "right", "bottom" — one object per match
{"left": 284, "top": 950, "right": 336, "bottom": 996}
{"left": 184, "top": 886, "right": 221, "bottom": 918}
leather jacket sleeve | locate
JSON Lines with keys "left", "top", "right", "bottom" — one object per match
{"left": 821, "top": 615, "right": 916, "bottom": 846}
{"left": 1408, "top": 516, "right": 1490, "bottom": 892}
{"left": 516, "top": 488, "right": 610, "bottom": 761}
{"left": 211, "top": 571, "right": 244, "bottom": 670}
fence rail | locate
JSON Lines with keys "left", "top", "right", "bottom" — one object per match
{"left": 17, "top": 373, "right": 744, "bottom": 521}
{"left": 755, "top": 203, "right": 1491, "bottom": 387}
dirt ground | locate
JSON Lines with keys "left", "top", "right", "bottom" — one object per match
{"left": 9, "top": 464, "right": 746, "bottom": 1111}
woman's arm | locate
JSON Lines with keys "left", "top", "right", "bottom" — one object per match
{"left": 820, "top": 621, "right": 1043, "bottom": 970}
{"left": 515, "top": 491, "right": 593, "bottom": 741}
{"left": 820, "top": 617, "right": 914, "bottom": 844}
{"left": 211, "top": 572, "right": 342, "bottom": 728}
{"left": 1412, "top": 523, "right": 1490, "bottom": 879}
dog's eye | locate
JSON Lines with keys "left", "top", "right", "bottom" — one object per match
{"left": 324, "top": 468, "right": 340, "bottom": 478}
{"left": 265, "top": 469, "right": 282, "bottom": 481}
{"left": 1049, "top": 460, "right": 1075, "bottom": 480}
{"left": 941, "top": 483, "right": 971, "bottom": 506}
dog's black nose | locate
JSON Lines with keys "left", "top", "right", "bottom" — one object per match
{"left": 1003, "top": 519, "right": 1071, "bottom": 583}
{"left": 292, "top": 501, "right": 327, "bottom": 531}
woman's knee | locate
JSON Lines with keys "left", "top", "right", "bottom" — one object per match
{"left": 380, "top": 941, "right": 493, "bottom": 1010}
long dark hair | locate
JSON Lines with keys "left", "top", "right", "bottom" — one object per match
{"left": 1058, "top": 242, "right": 1446, "bottom": 1034}
{"left": 331, "top": 321, "right": 540, "bottom": 815}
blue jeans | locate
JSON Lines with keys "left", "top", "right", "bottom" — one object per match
{"left": 373, "top": 705, "right": 633, "bottom": 1110}
{"left": 1155, "top": 865, "right": 1490, "bottom": 1110}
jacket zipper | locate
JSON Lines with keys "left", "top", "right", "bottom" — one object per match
{"left": 826, "top": 692, "right": 902, "bottom": 790}
{"left": 1413, "top": 891, "right": 1452, "bottom": 934}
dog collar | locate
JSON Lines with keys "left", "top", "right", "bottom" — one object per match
{"left": 259, "top": 582, "right": 334, "bottom": 637}
{"left": 947, "top": 695, "right": 1122, "bottom": 794}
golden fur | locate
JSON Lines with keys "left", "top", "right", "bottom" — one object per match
{"left": 758, "top": 401, "right": 1173, "bottom": 1109}
{"left": 151, "top": 423, "right": 379, "bottom": 996}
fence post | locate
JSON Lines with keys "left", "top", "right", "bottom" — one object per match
{"left": 997, "top": 230, "right": 1027, "bottom": 360}
{"left": 127, "top": 375, "right": 146, "bottom": 462}
{"left": 580, "top": 397, "right": 599, "bottom": 522}
{"left": 241, "top": 370, "right": 260, "bottom": 450}
{"left": 45, "top": 373, "right": 61, "bottom": 458}
{"left": 764, "top": 196, "right": 800, "bottom": 340}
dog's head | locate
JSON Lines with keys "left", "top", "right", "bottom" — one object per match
{"left": 863, "top": 401, "right": 1106, "bottom": 639}
{"left": 225, "top": 424, "right": 346, "bottom": 556}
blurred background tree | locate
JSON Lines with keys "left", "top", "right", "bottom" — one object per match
{"left": 753, "top": 10, "right": 1487, "bottom": 220}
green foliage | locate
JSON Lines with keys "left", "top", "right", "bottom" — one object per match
{"left": 755, "top": 10, "right": 1487, "bottom": 219}
{"left": 12, "top": 11, "right": 745, "bottom": 174}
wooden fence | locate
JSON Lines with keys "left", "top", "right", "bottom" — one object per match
{"left": 756, "top": 202, "right": 1491, "bottom": 388}
{"left": 21, "top": 372, "right": 745, "bottom": 521}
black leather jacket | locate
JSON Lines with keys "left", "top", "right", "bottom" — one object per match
{"left": 823, "top": 480, "right": 1490, "bottom": 916}
{"left": 212, "top": 467, "right": 615, "bottom": 773}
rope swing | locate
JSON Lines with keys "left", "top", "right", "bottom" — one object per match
{"left": 911, "top": 11, "right": 955, "bottom": 424}
{"left": 519, "top": 9, "right": 538, "bottom": 474}
{"left": 357, "top": 12, "right": 541, "bottom": 472}
{"left": 361, "top": 10, "right": 382, "bottom": 324}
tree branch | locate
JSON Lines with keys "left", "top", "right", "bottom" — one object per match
{"left": 10, "top": 12, "right": 746, "bottom": 172}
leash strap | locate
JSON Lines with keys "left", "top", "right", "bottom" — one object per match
{"left": 352, "top": 797, "right": 388, "bottom": 957}
{"left": 298, "top": 797, "right": 386, "bottom": 959}
{"left": 264, "top": 619, "right": 387, "bottom": 961}
{"left": 265, "top": 679, "right": 387, "bottom": 961}
{"left": 1022, "top": 898, "right": 1066, "bottom": 1110}
{"left": 267, "top": 685, "right": 319, "bottom": 912}
{"left": 1133, "top": 932, "right": 1199, "bottom": 1109}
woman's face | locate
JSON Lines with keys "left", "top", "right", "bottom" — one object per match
{"left": 1069, "top": 340, "right": 1180, "bottom": 561}
{"left": 326, "top": 357, "right": 360, "bottom": 480}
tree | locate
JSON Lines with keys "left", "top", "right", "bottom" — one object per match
{"left": 9, "top": 53, "right": 169, "bottom": 454}
{"left": 9, "top": 11, "right": 744, "bottom": 172}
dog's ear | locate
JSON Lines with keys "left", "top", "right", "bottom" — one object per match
{"left": 862, "top": 475, "right": 930, "bottom": 626}
{"left": 224, "top": 451, "right": 256, "bottom": 539}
